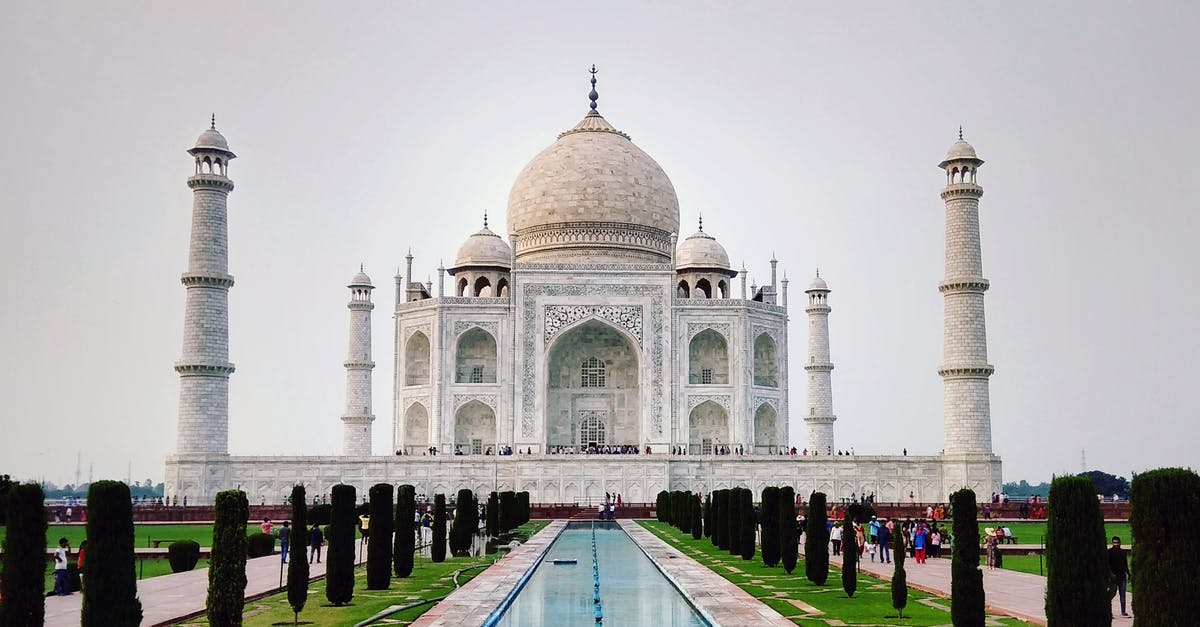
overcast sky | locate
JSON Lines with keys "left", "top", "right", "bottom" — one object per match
{"left": 2, "top": 2, "right": 1197, "bottom": 487}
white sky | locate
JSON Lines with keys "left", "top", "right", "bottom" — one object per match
{"left": 2, "top": 2, "right": 1197, "bottom": 487}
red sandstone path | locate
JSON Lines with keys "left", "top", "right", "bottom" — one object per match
{"left": 43, "top": 552, "right": 331, "bottom": 627}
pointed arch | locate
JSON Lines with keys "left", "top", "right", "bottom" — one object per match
{"left": 457, "top": 277, "right": 469, "bottom": 297}
{"left": 455, "top": 327, "right": 497, "bottom": 383}
{"left": 677, "top": 280, "right": 690, "bottom": 298}
{"left": 473, "top": 276, "right": 492, "bottom": 297}
{"left": 454, "top": 400, "right": 495, "bottom": 455}
{"left": 688, "top": 400, "right": 728, "bottom": 454}
{"left": 496, "top": 277, "right": 509, "bottom": 297}
{"left": 688, "top": 328, "right": 729, "bottom": 384}
{"left": 695, "top": 277, "right": 712, "bottom": 299}
{"left": 753, "top": 403, "right": 779, "bottom": 454}
{"left": 545, "top": 318, "right": 641, "bottom": 450}
{"left": 404, "top": 402, "right": 429, "bottom": 453}
{"left": 753, "top": 332, "right": 779, "bottom": 387}
{"left": 717, "top": 279, "right": 728, "bottom": 299}
{"left": 405, "top": 331, "right": 431, "bottom": 386}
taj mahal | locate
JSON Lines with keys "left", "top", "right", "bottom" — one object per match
{"left": 164, "top": 70, "right": 1001, "bottom": 504}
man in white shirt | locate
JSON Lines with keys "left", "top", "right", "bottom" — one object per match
{"left": 53, "top": 537, "right": 71, "bottom": 595}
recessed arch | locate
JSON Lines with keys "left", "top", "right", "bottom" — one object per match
{"left": 695, "top": 278, "right": 712, "bottom": 299}
{"left": 753, "top": 332, "right": 779, "bottom": 387}
{"left": 455, "top": 327, "right": 497, "bottom": 383}
{"left": 688, "top": 328, "right": 729, "bottom": 384}
{"left": 405, "top": 331, "right": 431, "bottom": 386}
{"left": 404, "top": 402, "right": 429, "bottom": 453}
{"left": 457, "top": 277, "right": 469, "bottom": 297}
{"left": 754, "top": 403, "right": 779, "bottom": 454}
{"left": 454, "top": 400, "right": 495, "bottom": 455}
{"left": 545, "top": 319, "right": 640, "bottom": 450}
{"left": 717, "top": 279, "right": 728, "bottom": 299}
{"left": 677, "top": 280, "right": 690, "bottom": 298}
{"left": 473, "top": 276, "right": 492, "bottom": 297}
{"left": 496, "top": 277, "right": 509, "bottom": 297}
{"left": 688, "top": 400, "right": 728, "bottom": 454}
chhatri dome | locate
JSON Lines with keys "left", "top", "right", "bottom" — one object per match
{"left": 192, "top": 115, "right": 233, "bottom": 154}
{"left": 939, "top": 127, "right": 983, "bottom": 168}
{"left": 675, "top": 217, "right": 732, "bottom": 272}
{"left": 349, "top": 265, "right": 373, "bottom": 287}
{"left": 506, "top": 66, "right": 680, "bottom": 263}
{"left": 452, "top": 215, "right": 513, "bottom": 270}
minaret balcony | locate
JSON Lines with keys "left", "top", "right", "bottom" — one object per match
{"left": 938, "top": 278, "right": 989, "bottom": 294}
{"left": 805, "top": 304, "right": 831, "bottom": 314}
{"left": 187, "top": 174, "right": 235, "bottom": 192}
{"left": 348, "top": 301, "right": 375, "bottom": 311}
{"left": 804, "top": 363, "right": 834, "bottom": 372}
{"left": 344, "top": 360, "right": 375, "bottom": 369}
{"left": 940, "top": 183, "right": 983, "bottom": 200}
{"left": 174, "top": 361, "right": 235, "bottom": 375}
{"left": 181, "top": 272, "right": 235, "bottom": 288}
{"left": 937, "top": 364, "right": 995, "bottom": 378}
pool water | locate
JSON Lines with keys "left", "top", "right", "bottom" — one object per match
{"left": 493, "top": 521, "right": 708, "bottom": 626}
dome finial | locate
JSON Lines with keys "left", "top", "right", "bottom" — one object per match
{"left": 958, "top": 125, "right": 963, "bottom": 141}
{"left": 360, "top": 262, "right": 364, "bottom": 272}
{"left": 816, "top": 267, "right": 820, "bottom": 278}
{"left": 588, "top": 64, "right": 599, "bottom": 114}
{"left": 698, "top": 213, "right": 703, "bottom": 232}
{"left": 211, "top": 113, "right": 216, "bottom": 130}
{"left": 483, "top": 209, "right": 488, "bottom": 229}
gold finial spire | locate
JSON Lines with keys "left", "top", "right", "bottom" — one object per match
{"left": 588, "top": 64, "right": 599, "bottom": 114}
{"left": 211, "top": 113, "right": 216, "bottom": 130}
{"left": 958, "top": 125, "right": 963, "bottom": 141}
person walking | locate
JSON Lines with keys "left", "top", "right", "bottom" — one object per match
{"left": 53, "top": 538, "right": 71, "bottom": 595}
{"left": 877, "top": 519, "right": 892, "bottom": 564}
{"left": 830, "top": 522, "right": 843, "bottom": 556}
{"left": 929, "top": 527, "right": 942, "bottom": 558}
{"left": 984, "top": 528, "right": 998, "bottom": 570}
{"left": 278, "top": 521, "right": 291, "bottom": 563}
{"left": 309, "top": 523, "right": 324, "bottom": 564}
{"left": 1108, "top": 536, "right": 1130, "bottom": 617}
{"left": 913, "top": 525, "right": 928, "bottom": 564}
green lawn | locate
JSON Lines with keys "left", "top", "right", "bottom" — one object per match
{"left": 986, "top": 521, "right": 1132, "bottom": 545}
{"left": 1, "top": 523, "right": 221, "bottom": 548}
{"left": 179, "top": 520, "right": 549, "bottom": 626}
{"left": 639, "top": 521, "right": 1033, "bottom": 626}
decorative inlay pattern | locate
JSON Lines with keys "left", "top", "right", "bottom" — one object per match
{"left": 754, "top": 396, "right": 780, "bottom": 411}
{"left": 544, "top": 305, "right": 643, "bottom": 346}
{"left": 686, "top": 322, "right": 731, "bottom": 342}
{"left": 687, "top": 394, "right": 732, "bottom": 412}
{"left": 516, "top": 262, "right": 673, "bottom": 272}
{"left": 452, "top": 394, "right": 498, "bottom": 412}
{"left": 403, "top": 397, "right": 429, "bottom": 412}
{"left": 522, "top": 283, "right": 665, "bottom": 438}
{"left": 453, "top": 320, "right": 500, "bottom": 337}
{"left": 751, "top": 324, "right": 781, "bottom": 343}
{"left": 404, "top": 323, "right": 432, "bottom": 342}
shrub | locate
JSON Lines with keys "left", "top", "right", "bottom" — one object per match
{"left": 679, "top": 491, "right": 692, "bottom": 534}
{"left": 207, "top": 490, "right": 248, "bottom": 627}
{"left": 247, "top": 532, "right": 276, "bottom": 558}
{"left": 82, "top": 480, "right": 142, "bottom": 627}
{"left": 168, "top": 540, "right": 201, "bottom": 573}
{"left": 841, "top": 512, "right": 857, "bottom": 598}
{"left": 778, "top": 486, "right": 797, "bottom": 574}
{"left": 287, "top": 484, "right": 309, "bottom": 622}
{"left": 761, "top": 486, "right": 780, "bottom": 567}
{"left": 517, "top": 491, "right": 530, "bottom": 525}
{"left": 726, "top": 489, "right": 740, "bottom": 556}
{"left": 432, "top": 494, "right": 448, "bottom": 563}
{"left": 0, "top": 474, "right": 15, "bottom": 525}
{"left": 805, "top": 492, "right": 829, "bottom": 585}
{"left": 712, "top": 490, "right": 725, "bottom": 549}
{"left": 892, "top": 518, "right": 907, "bottom": 617}
{"left": 1131, "top": 468, "right": 1200, "bottom": 625}
{"left": 449, "top": 489, "right": 475, "bottom": 556}
{"left": 656, "top": 490, "right": 669, "bottom": 523}
{"left": 499, "top": 491, "right": 516, "bottom": 533}
{"left": 739, "top": 488, "right": 755, "bottom": 561}
{"left": 1045, "top": 475, "right": 1109, "bottom": 625}
{"left": 0, "top": 482, "right": 46, "bottom": 626}
{"left": 691, "top": 494, "right": 703, "bottom": 540}
{"left": 950, "top": 489, "right": 984, "bottom": 627}
{"left": 703, "top": 493, "right": 712, "bottom": 539}
{"left": 394, "top": 485, "right": 415, "bottom": 578}
{"left": 325, "top": 484, "right": 356, "bottom": 606}
{"left": 308, "top": 503, "right": 332, "bottom": 526}
{"left": 367, "top": 483, "right": 394, "bottom": 590}
{"left": 486, "top": 491, "right": 499, "bottom": 537}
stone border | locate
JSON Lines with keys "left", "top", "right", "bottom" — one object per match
{"left": 619, "top": 519, "right": 794, "bottom": 626}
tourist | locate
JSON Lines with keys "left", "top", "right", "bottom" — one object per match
{"left": 76, "top": 540, "right": 87, "bottom": 593}
{"left": 912, "top": 524, "right": 927, "bottom": 564}
{"left": 855, "top": 523, "right": 866, "bottom": 558}
{"left": 279, "top": 521, "right": 291, "bottom": 563}
{"left": 53, "top": 537, "right": 71, "bottom": 595}
{"left": 309, "top": 523, "right": 324, "bottom": 563}
{"left": 929, "top": 527, "right": 941, "bottom": 558}
{"left": 984, "top": 528, "right": 998, "bottom": 570}
{"left": 830, "top": 522, "right": 842, "bottom": 555}
{"left": 261, "top": 518, "right": 273, "bottom": 534}
{"left": 878, "top": 520, "right": 892, "bottom": 563}
{"left": 1108, "top": 536, "right": 1129, "bottom": 617}
{"left": 869, "top": 516, "right": 880, "bottom": 547}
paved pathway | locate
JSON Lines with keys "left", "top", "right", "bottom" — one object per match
{"left": 619, "top": 520, "right": 794, "bottom": 626}
{"left": 413, "top": 520, "right": 565, "bottom": 626}
{"left": 44, "top": 552, "right": 330, "bottom": 627}
{"left": 826, "top": 549, "right": 1132, "bottom": 626}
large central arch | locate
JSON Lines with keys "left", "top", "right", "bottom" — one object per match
{"left": 545, "top": 319, "right": 641, "bottom": 450}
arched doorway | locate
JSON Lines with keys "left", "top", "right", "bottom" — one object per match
{"left": 405, "top": 332, "right": 431, "bottom": 386}
{"left": 545, "top": 319, "right": 640, "bottom": 451}
{"left": 688, "top": 329, "right": 729, "bottom": 384}
{"left": 455, "top": 327, "right": 497, "bottom": 383}
{"left": 404, "top": 403, "right": 429, "bottom": 454}
{"left": 454, "top": 400, "right": 495, "bottom": 455}
{"left": 688, "top": 400, "right": 728, "bottom": 454}
{"left": 754, "top": 403, "right": 778, "bottom": 454}
{"left": 753, "top": 333, "right": 779, "bottom": 387}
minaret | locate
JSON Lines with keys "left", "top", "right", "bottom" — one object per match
{"left": 342, "top": 266, "right": 375, "bottom": 456}
{"left": 938, "top": 129, "right": 994, "bottom": 455}
{"left": 804, "top": 271, "right": 835, "bottom": 454}
{"left": 175, "top": 116, "right": 236, "bottom": 455}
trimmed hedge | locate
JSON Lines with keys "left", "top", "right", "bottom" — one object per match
{"left": 1045, "top": 475, "right": 1109, "bottom": 625}
{"left": 450, "top": 489, "right": 475, "bottom": 556}
{"left": 432, "top": 494, "right": 448, "bottom": 563}
{"left": 82, "top": 480, "right": 142, "bottom": 627}
{"left": 168, "top": 540, "right": 201, "bottom": 573}
{"left": 486, "top": 491, "right": 499, "bottom": 537}
{"left": 656, "top": 490, "right": 669, "bottom": 523}
{"left": 703, "top": 493, "right": 712, "bottom": 539}
{"left": 517, "top": 491, "right": 530, "bottom": 525}
{"left": 367, "top": 483, "right": 394, "bottom": 590}
{"left": 892, "top": 518, "right": 908, "bottom": 617}
{"left": 761, "top": 486, "right": 780, "bottom": 567}
{"left": 691, "top": 494, "right": 703, "bottom": 540}
{"left": 1131, "top": 468, "right": 1200, "bottom": 625}
{"left": 739, "top": 488, "right": 755, "bottom": 561}
{"left": 712, "top": 490, "right": 725, "bottom": 549}
{"left": 726, "top": 489, "right": 739, "bottom": 556}
{"left": 287, "top": 484, "right": 309, "bottom": 621}
{"left": 778, "top": 486, "right": 797, "bottom": 574}
{"left": 951, "top": 489, "right": 984, "bottom": 627}
{"left": 0, "top": 482, "right": 46, "bottom": 626}
{"left": 805, "top": 491, "right": 829, "bottom": 585}
{"left": 207, "top": 490, "right": 248, "bottom": 627}
{"left": 394, "top": 484, "right": 415, "bottom": 578}
{"left": 499, "top": 491, "right": 516, "bottom": 533}
{"left": 325, "top": 484, "right": 356, "bottom": 606}
{"left": 841, "top": 512, "right": 857, "bottom": 598}
{"left": 247, "top": 532, "right": 276, "bottom": 558}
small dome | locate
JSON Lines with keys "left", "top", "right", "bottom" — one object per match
{"left": 194, "top": 128, "right": 231, "bottom": 153}
{"left": 452, "top": 226, "right": 512, "bottom": 270}
{"left": 806, "top": 275, "right": 829, "bottom": 291}
{"left": 944, "top": 139, "right": 977, "bottom": 161}
{"left": 676, "top": 230, "right": 731, "bottom": 272}
{"left": 349, "top": 269, "right": 373, "bottom": 287}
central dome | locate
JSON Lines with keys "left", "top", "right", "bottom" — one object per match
{"left": 506, "top": 111, "right": 680, "bottom": 263}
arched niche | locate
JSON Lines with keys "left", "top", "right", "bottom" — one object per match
{"left": 753, "top": 333, "right": 779, "bottom": 387}
{"left": 455, "top": 327, "right": 497, "bottom": 383}
{"left": 545, "top": 319, "right": 640, "bottom": 450}
{"left": 688, "top": 400, "right": 728, "bottom": 454}
{"left": 404, "top": 402, "right": 429, "bottom": 453}
{"left": 695, "top": 278, "right": 712, "bottom": 299}
{"left": 688, "top": 328, "right": 729, "bottom": 384}
{"left": 405, "top": 331, "right": 431, "bottom": 386}
{"left": 474, "top": 276, "right": 492, "bottom": 297}
{"left": 454, "top": 400, "right": 495, "bottom": 454}
{"left": 754, "top": 403, "right": 778, "bottom": 453}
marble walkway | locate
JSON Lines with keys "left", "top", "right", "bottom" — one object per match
{"left": 43, "top": 551, "right": 331, "bottom": 627}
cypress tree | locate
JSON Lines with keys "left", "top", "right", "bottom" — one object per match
{"left": 703, "top": 493, "right": 712, "bottom": 538}
{"left": 1044, "top": 475, "right": 1109, "bottom": 626}
{"left": 80, "top": 481, "right": 142, "bottom": 627}
{"left": 726, "top": 488, "right": 740, "bottom": 555}
{"left": 0, "top": 483, "right": 46, "bottom": 626}
{"left": 499, "top": 491, "right": 516, "bottom": 532}
{"left": 325, "top": 484, "right": 356, "bottom": 606}
{"left": 206, "top": 489, "right": 248, "bottom": 627}
{"left": 778, "top": 486, "right": 797, "bottom": 574}
{"left": 449, "top": 489, "right": 475, "bottom": 556}
{"left": 287, "top": 485, "right": 309, "bottom": 622}
{"left": 891, "top": 519, "right": 907, "bottom": 618}
{"left": 691, "top": 494, "right": 703, "bottom": 540}
{"left": 393, "top": 485, "right": 415, "bottom": 578}
{"left": 517, "top": 491, "right": 530, "bottom": 525}
{"left": 486, "top": 491, "right": 499, "bottom": 538}
{"left": 679, "top": 491, "right": 692, "bottom": 534}
{"left": 366, "top": 483, "right": 394, "bottom": 590}
{"left": 656, "top": 490, "right": 669, "bottom": 523}
{"left": 841, "top": 512, "right": 857, "bottom": 598}
{"left": 1131, "top": 468, "right": 1200, "bottom": 625}
{"left": 950, "top": 489, "right": 985, "bottom": 627}
{"left": 805, "top": 491, "right": 829, "bottom": 585}
{"left": 432, "top": 494, "right": 448, "bottom": 563}
{"left": 739, "top": 488, "right": 756, "bottom": 560}
{"left": 712, "top": 490, "right": 725, "bottom": 548}
{"left": 761, "top": 486, "right": 780, "bottom": 567}
{"left": 668, "top": 490, "right": 677, "bottom": 527}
